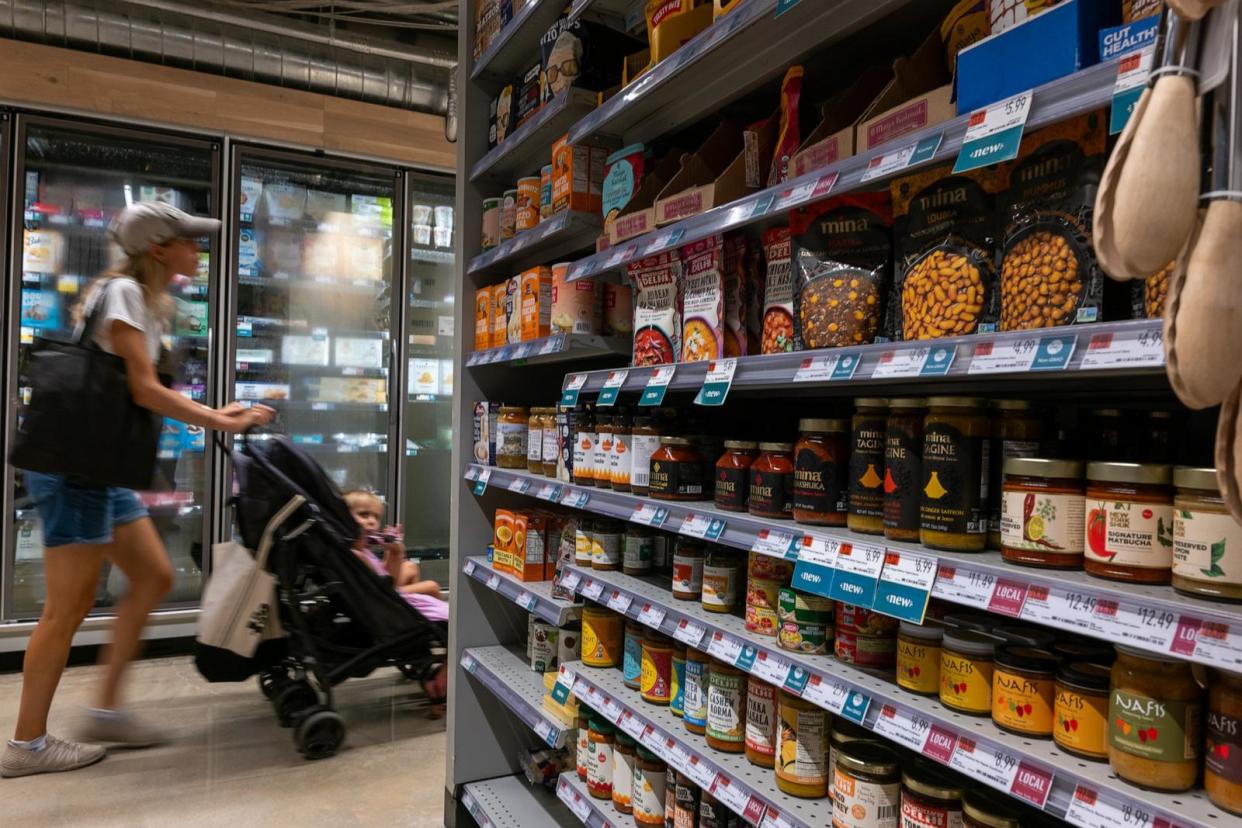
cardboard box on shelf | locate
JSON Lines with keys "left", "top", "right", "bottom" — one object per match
{"left": 648, "top": 2, "right": 713, "bottom": 69}
{"left": 493, "top": 508, "right": 516, "bottom": 575}
{"left": 608, "top": 148, "right": 684, "bottom": 245}
{"left": 790, "top": 65, "right": 891, "bottom": 178}
{"left": 552, "top": 133, "right": 608, "bottom": 214}
{"left": 957, "top": 0, "right": 1120, "bottom": 114}
{"left": 515, "top": 62, "right": 544, "bottom": 128}
{"left": 512, "top": 510, "right": 549, "bottom": 581}
{"left": 854, "top": 28, "right": 953, "bottom": 153}
{"left": 490, "top": 283, "right": 508, "bottom": 348}
{"left": 857, "top": 84, "right": 954, "bottom": 153}
{"left": 505, "top": 275, "right": 523, "bottom": 344}
{"left": 475, "top": 287, "right": 493, "bottom": 352}
{"left": 520, "top": 266, "right": 553, "bottom": 341}
{"left": 654, "top": 114, "right": 777, "bottom": 226}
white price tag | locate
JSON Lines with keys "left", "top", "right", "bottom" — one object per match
{"left": 796, "top": 534, "right": 840, "bottom": 568}
{"left": 473, "top": 468, "right": 493, "bottom": 491}
{"left": 606, "top": 589, "right": 633, "bottom": 614}
{"left": 539, "top": 336, "right": 563, "bottom": 356}
{"left": 861, "top": 143, "right": 921, "bottom": 182}
{"left": 673, "top": 617, "right": 707, "bottom": 647}
{"left": 870, "top": 345, "right": 956, "bottom": 379}
{"left": 561, "top": 489, "right": 590, "bottom": 509}
{"left": 871, "top": 704, "right": 932, "bottom": 751}
{"left": 752, "top": 528, "right": 798, "bottom": 558}
{"left": 554, "top": 663, "right": 576, "bottom": 692}
{"left": 695, "top": 358, "right": 738, "bottom": 407}
{"left": 557, "top": 779, "right": 593, "bottom": 822}
{"left": 835, "top": 542, "right": 886, "bottom": 579}
{"left": 930, "top": 565, "right": 994, "bottom": 609}
{"left": 534, "top": 718, "right": 557, "bottom": 746}
{"left": 507, "top": 477, "right": 531, "bottom": 494}
{"left": 710, "top": 774, "right": 750, "bottom": 815}
{"left": 707, "top": 631, "right": 744, "bottom": 664}
{"left": 643, "top": 228, "right": 684, "bottom": 257}
{"left": 751, "top": 650, "right": 792, "bottom": 686}
{"left": 967, "top": 337, "right": 1042, "bottom": 374}
{"left": 536, "top": 483, "right": 560, "bottom": 501}
{"left": 1064, "top": 785, "right": 1158, "bottom": 828}
{"left": 600, "top": 370, "right": 628, "bottom": 389}
{"left": 799, "top": 674, "right": 852, "bottom": 715}
{"left": 565, "top": 373, "right": 588, "bottom": 392}
{"left": 879, "top": 549, "right": 938, "bottom": 592}
{"left": 515, "top": 590, "right": 537, "bottom": 612}
{"left": 599, "top": 694, "right": 625, "bottom": 723}
{"left": 760, "top": 807, "right": 796, "bottom": 828}
{"left": 1079, "top": 327, "right": 1164, "bottom": 370}
{"left": 679, "top": 513, "right": 724, "bottom": 541}
{"left": 964, "top": 91, "right": 1032, "bottom": 144}
{"left": 637, "top": 603, "right": 667, "bottom": 628}
{"left": 1191, "top": 620, "right": 1242, "bottom": 669}
{"left": 790, "top": 351, "right": 859, "bottom": 383}
{"left": 559, "top": 570, "right": 582, "bottom": 593}
{"left": 603, "top": 243, "right": 637, "bottom": 270}
{"left": 1021, "top": 585, "right": 1181, "bottom": 654}
{"left": 465, "top": 466, "right": 480, "bottom": 481}
{"left": 617, "top": 710, "right": 645, "bottom": 740}
{"left": 949, "top": 737, "right": 1021, "bottom": 793}
{"left": 683, "top": 754, "right": 715, "bottom": 789}
{"left": 581, "top": 579, "right": 605, "bottom": 601}
{"left": 464, "top": 560, "right": 477, "bottom": 577}
{"left": 1114, "top": 46, "right": 1156, "bottom": 95}
{"left": 631, "top": 503, "right": 670, "bottom": 528}
{"left": 486, "top": 573, "right": 501, "bottom": 591}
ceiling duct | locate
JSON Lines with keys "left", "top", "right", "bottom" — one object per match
{"left": 0, "top": 0, "right": 458, "bottom": 121}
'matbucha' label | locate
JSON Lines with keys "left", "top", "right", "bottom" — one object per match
{"left": 920, "top": 423, "right": 988, "bottom": 535}
{"left": 794, "top": 445, "right": 848, "bottom": 515}
{"left": 1109, "top": 689, "right": 1201, "bottom": 762}
{"left": 750, "top": 468, "right": 793, "bottom": 516}
{"left": 1207, "top": 708, "right": 1242, "bottom": 784}
{"left": 883, "top": 417, "right": 922, "bottom": 533}
{"left": 714, "top": 466, "right": 749, "bottom": 511}
{"left": 850, "top": 415, "right": 886, "bottom": 517}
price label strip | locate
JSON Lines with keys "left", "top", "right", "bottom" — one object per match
{"left": 860, "top": 134, "right": 944, "bottom": 183}
{"left": 673, "top": 617, "right": 708, "bottom": 647}
{"left": 679, "top": 513, "right": 726, "bottom": 541}
{"left": 637, "top": 602, "right": 667, "bottom": 628}
{"left": 557, "top": 778, "right": 594, "bottom": 823}
{"left": 707, "top": 631, "right": 744, "bottom": 665}
{"left": 472, "top": 468, "right": 492, "bottom": 495}
{"left": 791, "top": 535, "right": 839, "bottom": 599}
{"left": 801, "top": 674, "right": 871, "bottom": 723}
{"left": 751, "top": 528, "right": 799, "bottom": 558}
{"left": 536, "top": 483, "right": 561, "bottom": 501}
{"left": 561, "top": 489, "right": 590, "bottom": 509}
{"left": 872, "top": 704, "right": 932, "bottom": 751}
{"left": 606, "top": 589, "right": 633, "bottom": 614}
{"left": 507, "top": 477, "right": 531, "bottom": 494}
{"left": 870, "top": 345, "right": 956, "bottom": 379}
{"left": 1064, "top": 784, "right": 1167, "bottom": 828}
{"left": 968, "top": 334, "right": 1076, "bottom": 374}
{"left": 539, "top": 334, "right": 565, "bottom": 356}
{"left": 954, "top": 90, "right": 1033, "bottom": 173}
{"left": 774, "top": 172, "right": 839, "bottom": 211}
{"left": 596, "top": 369, "right": 628, "bottom": 407}
{"left": 534, "top": 717, "right": 559, "bottom": 747}
{"left": 751, "top": 650, "right": 792, "bottom": 686}
{"left": 1111, "top": 45, "right": 1156, "bottom": 135}
{"left": 874, "top": 549, "right": 937, "bottom": 623}
{"left": 581, "top": 578, "right": 605, "bottom": 601}
{"left": 551, "top": 663, "right": 576, "bottom": 705}
{"left": 631, "top": 503, "right": 670, "bottom": 528}
{"left": 561, "top": 373, "right": 589, "bottom": 406}
{"left": 1079, "top": 327, "right": 1164, "bottom": 370}
{"left": 1189, "top": 620, "right": 1242, "bottom": 669}
{"left": 639, "top": 365, "right": 676, "bottom": 406}
{"left": 464, "top": 559, "right": 477, "bottom": 578}
{"left": 643, "top": 228, "right": 685, "bottom": 257}
{"left": 695, "top": 358, "right": 738, "bottom": 407}
{"left": 1021, "top": 584, "right": 1184, "bottom": 655}
{"left": 931, "top": 564, "right": 995, "bottom": 609}
{"left": 792, "top": 352, "right": 860, "bottom": 383}
{"left": 828, "top": 542, "right": 886, "bottom": 607}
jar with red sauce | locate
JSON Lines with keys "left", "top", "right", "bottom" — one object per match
{"left": 715, "top": 441, "right": 758, "bottom": 512}
{"left": 793, "top": 419, "right": 849, "bottom": 526}
{"left": 750, "top": 442, "right": 794, "bottom": 519}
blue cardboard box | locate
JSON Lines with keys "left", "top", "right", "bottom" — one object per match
{"left": 956, "top": 0, "right": 1121, "bottom": 114}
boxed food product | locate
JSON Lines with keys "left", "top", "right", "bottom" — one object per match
{"left": 761, "top": 227, "right": 795, "bottom": 354}
{"left": 520, "top": 266, "right": 553, "bottom": 341}
{"left": 489, "top": 84, "right": 517, "bottom": 149}
{"left": 552, "top": 133, "right": 608, "bottom": 214}
{"left": 608, "top": 148, "right": 684, "bottom": 245}
{"left": 474, "top": 401, "right": 501, "bottom": 466}
{"left": 680, "top": 236, "right": 726, "bottom": 363}
{"left": 627, "top": 252, "right": 682, "bottom": 366}
{"left": 238, "top": 228, "right": 261, "bottom": 276}
{"left": 744, "top": 242, "right": 765, "bottom": 354}
{"left": 714, "top": 0, "right": 742, "bottom": 17}
{"left": 22, "top": 229, "right": 64, "bottom": 274}
{"left": 853, "top": 29, "right": 954, "bottom": 153}
{"left": 551, "top": 262, "right": 603, "bottom": 334}
{"left": 493, "top": 508, "right": 516, "bottom": 574}
{"left": 475, "top": 287, "right": 494, "bottom": 351}
{"left": 602, "top": 144, "right": 647, "bottom": 240}
{"left": 723, "top": 235, "right": 748, "bottom": 357}
{"left": 307, "top": 377, "right": 386, "bottom": 404}
{"left": 175, "top": 299, "right": 208, "bottom": 337}
{"left": 645, "top": 1, "right": 713, "bottom": 70}
{"left": 540, "top": 11, "right": 639, "bottom": 103}
{"left": 791, "top": 66, "right": 891, "bottom": 178}
{"left": 942, "top": 0, "right": 990, "bottom": 77}
{"left": 512, "top": 510, "right": 550, "bottom": 581}
{"left": 1099, "top": 15, "right": 1159, "bottom": 63}
{"left": 790, "top": 193, "right": 891, "bottom": 350}
{"left": 998, "top": 112, "right": 1106, "bottom": 330}
{"left": 474, "top": 0, "right": 501, "bottom": 60}
{"left": 891, "top": 163, "right": 1000, "bottom": 340}
{"left": 21, "top": 290, "right": 60, "bottom": 329}
{"left": 516, "top": 62, "right": 544, "bottom": 128}
{"left": 655, "top": 115, "right": 776, "bottom": 225}
{"left": 490, "top": 283, "right": 508, "bottom": 348}
{"left": 602, "top": 281, "right": 633, "bottom": 337}
{"left": 505, "top": 275, "right": 523, "bottom": 344}
{"left": 262, "top": 182, "right": 307, "bottom": 221}
{"left": 239, "top": 177, "right": 263, "bottom": 221}
{"left": 956, "top": 0, "right": 1120, "bottom": 114}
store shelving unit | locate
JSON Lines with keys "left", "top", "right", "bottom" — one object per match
{"left": 461, "top": 644, "right": 574, "bottom": 748}
{"left": 451, "top": 1, "right": 1242, "bottom": 826}
{"left": 555, "top": 773, "right": 622, "bottom": 828}
{"left": 461, "top": 774, "right": 579, "bottom": 828}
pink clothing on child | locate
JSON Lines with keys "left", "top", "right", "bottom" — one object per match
{"left": 356, "top": 550, "right": 449, "bottom": 622}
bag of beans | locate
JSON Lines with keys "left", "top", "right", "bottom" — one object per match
{"left": 789, "top": 194, "right": 891, "bottom": 350}
{"left": 1131, "top": 261, "right": 1173, "bottom": 319}
{"left": 891, "top": 164, "right": 1000, "bottom": 341}
{"left": 627, "top": 252, "right": 682, "bottom": 366}
{"left": 760, "top": 227, "right": 795, "bottom": 354}
{"left": 998, "top": 113, "right": 1107, "bottom": 331}
{"left": 679, "top": 236, "right": 726, "bottom": 363}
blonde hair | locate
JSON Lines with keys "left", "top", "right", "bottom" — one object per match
{"left": 73, "top": 250, "right": 174, "bottom": 328}
{"left": 343, "top": 489, "right": 384, "bottom": 515}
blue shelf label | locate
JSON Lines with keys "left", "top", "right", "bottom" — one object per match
{"left": 874, "top": 579, "right": 930, "bottom": 624}
{"left": 1030, "top": 334, "right": 1076, "bottom": 371}
{"left": 829, "top": 567, "right": 879, "bottom": 608}
{"left": 775, "top": 0, "right": 802, "bottom": 17}
{"left": 735, "top": 645, "right": 758, "bottom": 672}
{"left": 832, "top": 353, "right": 861, "bottom": 381}
{"left": 792, "top": 557, "right": 836, "bottom": 599}
{"left": 840, "top": 690, "right": 871, "bottom": 724}
{"left": 919, "top": 346, "right": 956, "bottom": 376}
{"left": 783, "top": 665, "right": 810, "bottom": 696}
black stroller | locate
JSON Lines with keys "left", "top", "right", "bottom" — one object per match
{"left": 195, "top": 432, "right": 447, "bottom": 759}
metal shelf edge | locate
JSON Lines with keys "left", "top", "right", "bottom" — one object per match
{"left": 461, "top": 645, "right": 572, "bottom": 749}
{"left": 464, "top": 555, "right": 582, "bottom": 626}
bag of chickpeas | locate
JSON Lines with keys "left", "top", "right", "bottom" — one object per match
{"left": 997, "top": 113, "right": 1107, "bottom": 331}
{"left": 1130, "top": 261, "right": 1173, "bottom": 319}
{"left": 891, "top": 164, "right": 1000, "bottom": 341}
{"left": 788, "top": 193, "right": 892, "bottom": 350}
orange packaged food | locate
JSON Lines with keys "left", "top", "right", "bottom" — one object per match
{"left": 475, "top": 287, "right": 493, "bottom": 352}
{"left": 553, "top": 133, "right": 606, "bottom": 214}
{"left": 520, "top": 266, "right": 553, "bottom": 341}
{"left": 490, "top": 283, "right": 508, "bottom": 348}
{"left": 513, "top": 510, "right": 549, "bottom": 581}
{"left": 493, "top": 509, "right": 517, "bottom": 574}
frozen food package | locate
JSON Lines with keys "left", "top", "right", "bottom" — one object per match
{"left": 22, "top": 229, "right": 63, "bottom": 274}
{"left": 790, "top": 193, "right": 891, "bottom": 350}
{"left": 236, "top": 382, "right": 291, "bottom": 401}
{"left": 351, "top": 195, "right": 392, "bottom": 227}
{"left": 21, "top": 290, "right": 60, "bottom": 329}
{"left": 335, "top": 337, "right": 384, "bottom": 369}
{"left": 239, "top": 177, "right": 263, "bottom": 221}
{"left": 238, "top": 228, "right": 262, "bottom": 277}
{"left": 679, "top": 235, "right": 726, "bottom": 363}
{"left": 175, "top": 299, "right": 209, "bottom": 337}
{"left": 282, "top": 335, "right": 331, "bottom": 366}
{"left": 348, "top": 235, "right": 385, "bottom": 281}
{"left": 760, "top": 227, "right": 795, "bottom": 354}
{"left": 264, "top": 230, "right": 303, "bottom": 279}
{"left": 262, "top": 182, "right": 307, "bottom": 221}
{"left": 303, "top": 232, "right": 344, "bottom": 278}
{"left": 306, "top": 190, "right": 348, "bottom": 221}
{"left": 627, "top": 252, "right": 682, "bottom": 366}
{"left": 410, "top": 359, "right": 440, "bottom": 395}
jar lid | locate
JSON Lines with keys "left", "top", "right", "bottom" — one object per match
{"left": 589, "top": 714, "right": 614, "bottom": 734}
{"left": 836, "top": 741, "right": 899, "bottom": 777}
{"left": 962, "top": 789, "right": 1022, "bottom": 828}
{"left": 943, "top": 613, "right": 995, "bottom": 633}
{"left": 995, "top": 645, "right": 1059, "bottom": 675}
{"left": 927, "top": 396, "right": 985, "bottom": 408}
{"left": 886, "top": 397, "right": 928, "bottom": 410}
{"left": 615, "top": 730, "right": 634, "bottom": 747}
{"left": 482, "top": 197, "right": 502, "bottom": 205}
{"left": 1003, "top": 457, "right": 1083, "bottom": 478}
{"left": 995, "top": 625, "right": 1056, "bottom": 649}
{"left": 723, "top": 440, "right": 759, "bottom": 450}
{"left": 899, "top": 620, "right": 945, "bottom": 642}
{"left": 1115, "top": 643, "right": 1186, "bottom": 663}
{"left": 901, "top": 762, "right": 963, "bottom": 802}
{"left": 635, "top": 745, "right": 659, "bottom": 762}
{"left": 759, "top": 442, "right": 794, "bottom": 452}
{"left": 1053, "top": 638, "right": 1116, "bottom": 664}
{"left": 991, "top": 399, "right": 1033, "bottom": 410}
{"left": 1056, "top": 661, "right": 1112, "bottom": 692}
{"left": 1086, "top": 461, "right": 1172, "bottom": 485}
{"left": 1174, "top": 466, "right": 1220, "bottom": 491}
{"left": 799, "top": 418, "right": 848, "bottom": 432}
{"left": 830, "top": 718, "right": 872, "bottom": 744}
{"left": 855, "top": 398, "right": 888, "bottom": 409}
{"left": 499, "top": 405, "right": 528, "bottom": 413}
{"left": 660, "top": 436, "right": 693, "bottom": 446}
{"left": 943, "top": 628, "right": 1000, "bottom": 657}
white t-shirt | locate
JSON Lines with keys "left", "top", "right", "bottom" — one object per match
{"left": 87, "top": 277, "right": 163, "bottom": 363}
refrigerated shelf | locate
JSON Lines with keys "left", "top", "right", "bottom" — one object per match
{"left": 559, "top": 564, "right": 1224, "bottom": 827}
{"left": 461, "top": 645, "right": 574, "bottom": 749}
{"left": 464, "top": 556, "right": 581, "bottom": 626}
{"left": 464, "top": 464, "right": 1242, "bottom": 673}
{"left": 461, "top": 774, "right": 579, "bottom": 828}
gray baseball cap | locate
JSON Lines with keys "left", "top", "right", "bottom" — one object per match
{"left": 109, "top": 201, "right": 221, "bottom": 256}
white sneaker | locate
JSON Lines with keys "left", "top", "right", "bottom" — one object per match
{"left": 1, "top": 735, "right": 106, "bottom": 778}
{"left": 76, "top": 710, "right": 168, "bottom": 749}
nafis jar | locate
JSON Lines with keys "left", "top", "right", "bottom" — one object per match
{"left": 1208, "top": 669, "right": 1242, "bottom": 815}
{"left": 1054, "top": 661, "right": 1111, "bottom": 761}
{"left": 1108, "top": 646, "right": 1202, "bottom": 792}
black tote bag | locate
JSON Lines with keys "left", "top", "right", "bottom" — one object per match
{"left": 9, "top": 281, "right": 163, "bottom": 490}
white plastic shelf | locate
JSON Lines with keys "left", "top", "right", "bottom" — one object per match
{"left": 461, "top": 645, "right": 574, "bottom": 749}
{"left": 464, "top": 464, "right": 1242, "bottom": 673}
{"left": 556, "top": 773, "right": 625, "bottom": 828}
{"left": 462, "top": 774, "right": 580, "bottom": 828}
{"left": 470, "top": 88, "right": 597, "bottom": 183}
{"left": 464, "top": 555, "right": 582, "bottom": 626}
{"left": 567, "top": 661, "right": 832, "bottom": 828}
{"left": 559, "top": 565, "right": 1226, "bottom": 828}
{"left": 468, "top": 211, "right": 602, "bottom": 277}
{"left": 468, "top": 334, "right": 630, "bottom": 368}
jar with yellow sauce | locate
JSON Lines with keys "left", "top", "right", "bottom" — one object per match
{"left": 581, "top": 605, "right": 623, "bottom": 668}
{"left": 991, "top": 646, "right": 1057, "bottom": 737}
{"left": 640, "top": 630, "right": 673, "bottom": 705}
{"left": 776, "top": 690, "right": 830, "bottom": 799}
{"left": 897, "top": 621, "right": 943, "bottom": 696}
{"left": 848, "top": 399, "right": 888, "bottom": 534}
{"left": 939, "top": 629, "right": 999, "bottom": 715}
{"left": 920, "top": 398, "right": 990, "bottom": 552}
{"left": 1108, "top": 646, "right": 1202, "bottom": 792}
{"left": 1173, "top": 466, "right": 1242, "bottom": 601}
{"left": 1054, "top": 661, "right": 1111, "bottom": 761}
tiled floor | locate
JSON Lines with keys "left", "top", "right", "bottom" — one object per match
{"left": 0, "top": 656, "right": 447, "bottom": 827}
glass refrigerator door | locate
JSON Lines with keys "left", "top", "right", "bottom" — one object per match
{"left": 402, "top": 173, "right": 455, "bottom": 589}
{"left": 231, "top": 150, "right": 398, "bottom": 511}
{"left": 7, "top": 118, "right": 218, "bottom": 620}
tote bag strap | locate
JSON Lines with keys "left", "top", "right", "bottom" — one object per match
{"left": 73, "top": 277, "right": 124, "bottom": 348}
{"left": 254, "top": 494, "right": 308, "bottom": 570}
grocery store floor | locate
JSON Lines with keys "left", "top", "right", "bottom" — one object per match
{"left": 0, "top": 656, "right": 446, "bottom": 827}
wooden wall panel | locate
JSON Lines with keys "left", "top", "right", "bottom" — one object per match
{"left": 0, "top": 38, "right": 455, "bottom": 170}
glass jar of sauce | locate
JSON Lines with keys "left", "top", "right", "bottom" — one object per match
{"left": 1086, "top": 407, "right": 1127, "bottom": 462}
{"left": 497, "top": 405, "right": 529, "bottom": 469}
{"left": 1054, "top": 661, "right": 1111, "bottom": 761}
{"left": 833, "top": 741, "right": 900, "bottom": 828}
{"left": 793, "top": 418, "right": 849, "bottom": 525}
{"left": 1108, "top": 646, "right": 1202, "bottom": 792}
{"left": 612, "top": 730, "right": 635, "bottom": 814}
{"left": 629, "top": 416, "right": 662, "bottom": 496}
{"left": 920, "top": 397, "right": 989, "bottom": 552}
{"left": 883, "top": 399, "right": 926, "bottom": 541}
{"left": 1085, "top": 462, "right": 1174, "bottom": 583}
{"left": 572, "top": 405, "right": 596, "bottom": 486}
{"left": 623, "top": 526, "right": 655, "bottom": 576}
{"left": 991, "top": 645, "right": 1058, "bottom": 737}
{"left": 1173, "top": 466, "right": 1242, "bottom": 601}
{"left": 683, "top": 649, "right": 709, "bottom": 735}
{"left": 640, "top": 629, "right": 673, "bottom": 705}
{"left": 745, "top": 676, "right": 778, "bottom": 769}
{"left": 539, "top": 407, "right": 559, "bottom": 477}
{"left": 900, "top": 762, "right": 963, "bottom": 828}
{"left": 776, "top": 690, "right": 830, "bottom": 799}
{"left": 526, "top": 407, "right": 545, "bottom": 473}
{"left": 715, "top": 440, "right": 758, "bottom": 512}
{"left": 702, "top": 548, "right": 741, "bottom": 613}
{"left": 1000, "top": 457, "right": 1085, "bottom": 569}
{"left": 587, "top": 713, "right": 615, "bottom": 799}
{"left": 576, "top": 709, "right": 590, "bottom": 780}
{"left": 1207, "top": 669, "right": 1242, "bottom": 815}
{"left": 987, "top": 399, "right": 1042, "bottom": 549}
{"left": 672, "top": 539, "right": 705, "bottom": 600}
{"left": 848, "top": 399, "right": 888, "bottom": 535}
{"left": 594, "top": 415, "right": 613, "bottom": 488}
{"left": 896, "top": 621, "right": 943, "bottom": 696}
{"left": 706, "top": 660, "right": 747, "bottom": 753}
{"left": 940, "top": 629, "right": 999, "bottom": 715}
{"left": 962, "top": 789, "right": 1022, "bottom": 828}
{"left": 633, "top": 746, "right": 667, "bottom": 826}
{"left": 649, "top": 437, "right": 704, "bottom": 501}
{"left": 750, "top": 442, "right": 794, "bottom": 519}
{"left": 610, "top": 411, "right": 632, "bottom": 492}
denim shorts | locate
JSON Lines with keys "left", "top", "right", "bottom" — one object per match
{"left": 23, "top": 471, "right": 149, "bottom": 547}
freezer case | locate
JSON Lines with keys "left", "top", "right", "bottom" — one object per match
{"left": 229, "top": 148, "right": 400, "bottom": 525}
{"left": 5, "top": 117, "right": 220, "bottom": 620}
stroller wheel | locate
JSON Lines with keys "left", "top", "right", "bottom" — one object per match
{"left": 295, "top": 709, "right": 345, "bottom": 760}
{"left": 258, "top": 669, "right": 286, "bottom": 700}
{"left": 273, "top": 680, "right": 318, "bottom": 728}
